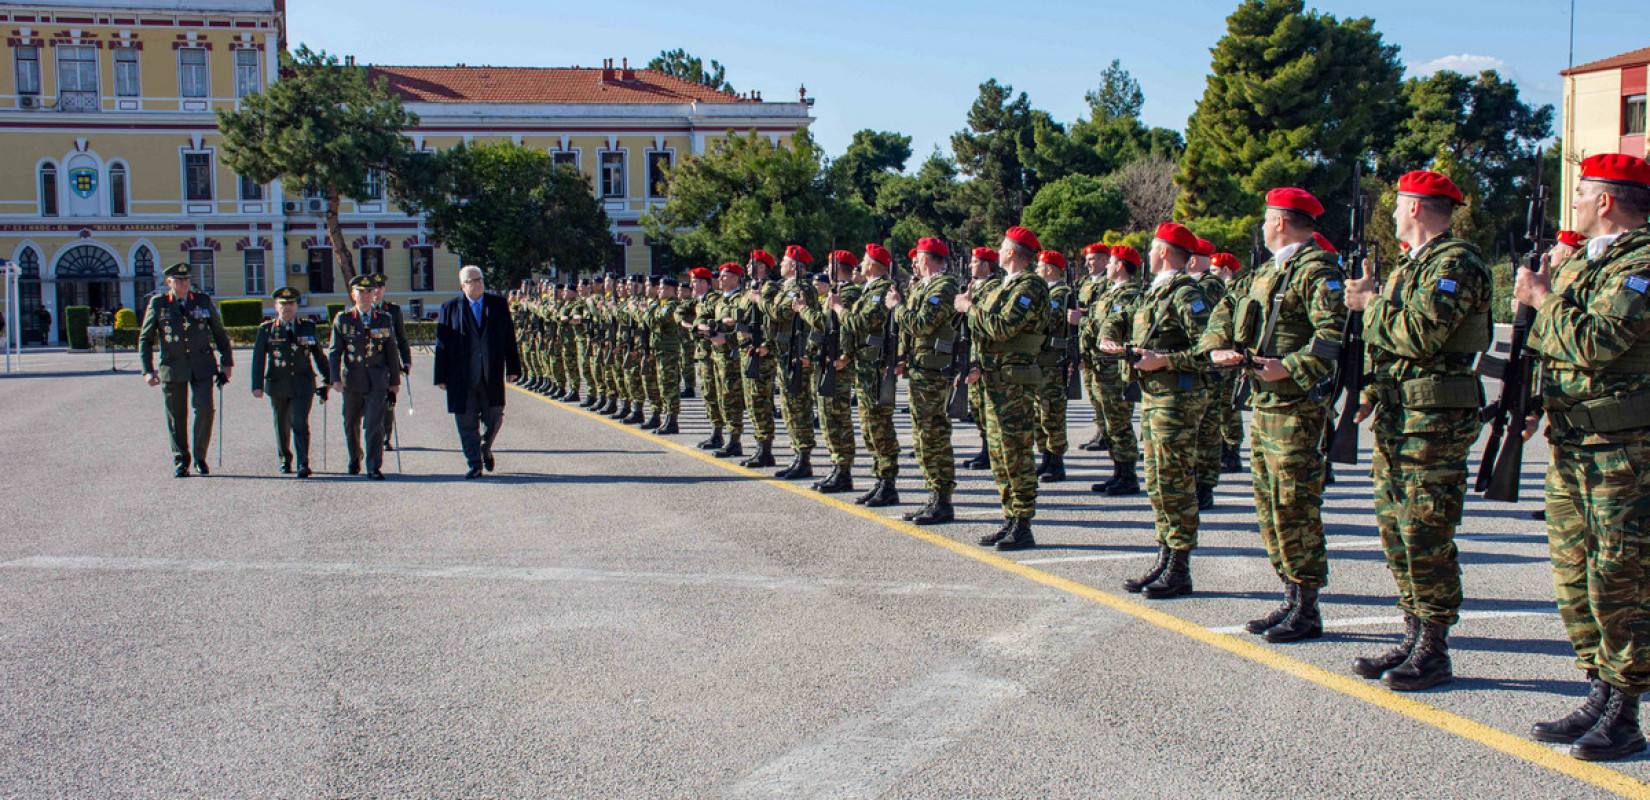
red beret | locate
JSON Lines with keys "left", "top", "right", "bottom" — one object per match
{"left": 831, "top": 249, "right": 858, "bottom": 266}
{"left": 1110, "top": 245, "right": 1142, "bottom": 267}
{"left": 1038, "top": 250, "right": 1067, "bottom": 271}
{"left": 749, "top": 249, "right": 776, "bottom": 268}
{"left": 1556, "top": 230, "right": 1585, "bottom": 249}
{"left": 972, "top": 247, "right": 999, "bottom": 262}
{"left": 719, "top": 262, "right": 745, "bottom": 276}
{"left": 1397, "top": 170, "right": 1464, "bottom": 205}
{"left": 1265, "top": 187, "right": 1325, "bottom": 219}
{"left": 784, "top": 245, "right": 813, "bottom": 264}
{"left": 865, "top": 243, "right": 892, "bottom": 267}
{"left": 1211, "top": 252, "right": 1241, "bottom": 271}
{"left": 1084, "top": 243, "right": 1111, "bottom": 256}
{"left": 916, "top": 237, "right": 950, "bottom": 257}
{"left": 1154, "top": 222, "right": 1199, "bottom": 253}
{"left": 1005, "top": 226, "right": 1042, "bottom": 251}
{"left": 1581, "top": 153, "right": 1650, "bottom": 189}
{"left": 907, "top": 248, "right": 917, "bottom": 260}
{"left": 1194, "top": 238, "right": 1215, "bottom": 257}
{"left": 1313, "top": 232, "right": 1338, "bottom": 255}
{"left": 688, "top": 267, "right": 714, "bottom": 280}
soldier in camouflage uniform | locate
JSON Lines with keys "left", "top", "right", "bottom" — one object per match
{"left": 733, "top": 250, "right": 780, "bottom": 467}
{"left": 1520, "top": 154, "right": 1650, "bottom": 761}
{"left": 1031, "top": 250, "right": 1075, "bottom": 483}
{"left": 1187, "top": 238, "right": 1227, "bottom": 509}
{"left": 832, "top": 244, "right": 902, "bottom": 507}
{"left": 799, "top": 251, "right": 861, "bottom": 493}
{"left": 572, "top": 280, "right": 598, "bottom": 407}
{"left": 1088, "top": 245, "right": 1144, "bottom": 496}
{"left": 961, "top": 248, "right": 1004, "bottom": 470}
{"left": 1076, "top": 243, "right": 1112, "bottom": 453}
{"left": 771, "top": 246, "right": 819, "bottom": 480}
{"left": 555, "top": 284, "right": 582, "bottom": 403}
{"left": 139, "top": 262, "right": 235, "bottom": 477}
{"left": 1202, "top": 188, "right": 1347, "bottom": 642}
{"left": 958, "top": 226, "right": 1051, "bottom": 550}
{"left": 1106, "top": 224, "right": 1213, "bottom": 597}
{"left": 638, "top": 278, "right": 664, "bottom": 426}
{"left": 643, "top": 277, "right": 684, "bottom": 433}
{"left": 1343, "top": 170, "right": 1491, "bottom": 692}
{"left": 1211, "top": 252, "right": 1250, "bottom": 471}
{"left": 705, "top": 262, "right": 747, "bottom": 457}
{"left": 619, "top": 276, "right": 649, "bottom": 424}
{"left": 887, "top": 237, "right": 961, "bottom": 524}
{"left": 686, "top": 268, "right": 727, "bottom": 448}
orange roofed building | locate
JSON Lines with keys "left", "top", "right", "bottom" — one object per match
{"left": 1560, "top": 46, "right": 1647, "bottom": 229}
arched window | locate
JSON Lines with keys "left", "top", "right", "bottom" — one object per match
{"left": 39, "top": 163, "right": 58, "bottom": 217}
{"left": 109, "top": 163, "right": 128, "bottom": 217}
{"left": 133, "top": 246, "right": 156, "bottom": 304}
{"left": 17, "top": 248, "right": 43, "bottom": 343}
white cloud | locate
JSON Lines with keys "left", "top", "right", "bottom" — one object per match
{"left": 1411, "top": 54, "right": 1509, "bottom": 77}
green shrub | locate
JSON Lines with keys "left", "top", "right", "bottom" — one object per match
{"left": 219, "top": 298, "right": 266, "bottom": 327}
{"left": 65, "top": 306, "right": 91, "bottom": 350}
{"left": 108, "top": 329, "right": 137, "bottom": 349}
{"left": 114, "top": 308, "right": 138, "bottom": 329}
{"left": 325, "top": 303, "right": 345, "bottom": 323}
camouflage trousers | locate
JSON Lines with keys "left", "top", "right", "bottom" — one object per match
{"left": 623, "top": 349, "right": 645, "bottom": 404}
{"left": 560, "top": 336, "right": 577, "bottom": 390}
{"left": 1371, "top": 408, "right": 1478, "bottom": 627}
{"left": 1033, "top": 372, "right": 1069, "bottom": 455}
{"left": 577, "top": 338, "right": 595, "bottom": 394}
{"left": 681, "top": 344, "right": 697, "bottom": 393}
{"left": 817, "top": 373, "right": 855, "bottom": 466}
{"left": 1221, "top": 386, "right": 1245, "bottom": 447}
{"left": 969, "top": 376, "right": 988, "bottom": 435}
{"left": 908, "top": 368, "right": 955, "bottom": 493}
{"left": 1196, "top": 375, "right": 1234, "bottom": 486}
{"left": 697, "top": 357, "right": 724, "bottom": 430}
{"left": 651, "top": 346, "right": 681, "bottom": 415}
{"left": 742, "top": 351, "right": 778, "bottom": 442}
{"left": 1251, "top": 402, "right": 1330, "bottom": 589}
{"left": 1142, "top": 391, "right": 1208, "bottom": 550}
{"left": 641, "top": 349, "right": 662, "bottom": 409}
{"left": 779, "top": 361, "right": 816, "bottom": 452}
{"left": 983, "top": 368, "right": 1038, "bottom": 519}
{"left": 1082, "top": 361, "right": 1105, "bottom": 427}
{"left": 854, "top": 361, "right": 899, "bottom": 479}
{"left": 1095, "top": 367, "right": 1140, "bottom": 464}
{"left": 713, "top": 351, "right": 745, "bottom": 434}
{"left": 1547, "top": 439, "right": 1650, "bottom": 693}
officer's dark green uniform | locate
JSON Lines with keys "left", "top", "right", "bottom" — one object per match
{"left": 138, "top": 262, "right": 234, "bottom": 477}
{"left": 252, "top": 286, "right": 329, "bottom": 476}
{"left": 371, "top": 273, "right": 411, "bottom": 451}
{"left": 328, "top": 275, "right": 404, "bottom": 478}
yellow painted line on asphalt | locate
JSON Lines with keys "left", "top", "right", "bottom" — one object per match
{"left": 514, "top": 386, "right": 1650, "bottom": 799}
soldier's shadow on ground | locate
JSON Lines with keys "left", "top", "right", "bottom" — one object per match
{"left": 1449, "top": 635, "right": 1576, "bottom": 658}
{"left": 384, "top": 472, "right": 749, "bottom": 485}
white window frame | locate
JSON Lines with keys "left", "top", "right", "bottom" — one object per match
{"left": 15, "top": 45, "right": 41, "bottom": 96}
{"left": 55, "top": 45, "right": 98, "bottom": 94}
{"left": 646, "top": 149, "right": 674, "bottom": 198}
{"left": 552, "top": 149, "right": 580, "bottom": 171}
{"left": 358, "top": 246, "right": 384, "bottom": 277}
{"left": 243, "top": 249, "right": 266, "bottom": 296}
{"left": 182, "top": 151, "right": 215, "bottom": 203}
{"left": 109, "top": 162, "right": 129, "bottom": 217}
{"left": 234, "top": 49, "right": 261, "bottom": 98}
{"left": 178, "top": 48, "right": 209, "bottom": 99}
{"left": 600, "top": 151, "right": 626, "bottom": 198}
{"left": 114, "top": 47, "right": 140, "bottom": 98}
{"left": 1626, "top": 94, "right": 1648, "bottom": 137}
{"left": 239, "top": 175, "right": 263, "bottom": 201}
{"left": 188, "top": 248, "right": 216, "bottom": 295}
{"left": 410, "top": 246, "right": 434, "bottom": 292}
{"left": 39, "top": 161, "right": 59, "bottom": 217}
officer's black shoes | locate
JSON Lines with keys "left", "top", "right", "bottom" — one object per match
{"left": 1352, "top": 613, "right": 1421, "bottom": 679}
{"left": 657, "top": 415, "right": 680, "bottom": 435}
{"left": 979, "top": 519, "right": 1015, "bottom": 547}
{"left": 1035, "top": 452, "right": 1053, "bottom": 477}
{"left": 1038, "top": 453, "right": 1066, "bottom": 483}
{"left": 384, "top": 440, "right": 395, "bottom": 452}
{"left": 297, "top": 466, "right": 312, "bottom": 479}
{"left": 1323, "top": 464, "right": 1336, "bottom": 486}
{"left": 483, "top": 451, "right": 495, "bottom": 472}
{"left": 465, "top": 467, "right": 483, "bottom": 480}
{"left": 697, "top": 428, "right": 724, "bottom": 450}
{"left": 995, "top": 518, "right": 1036, "bottom": 551}
{"left": 174, "top": 465, "right": 190, "bottom": 478}
{"left": 812, "top": 465, "right": 854, "bottom": 494}
{"left": 1246, "top": 581, "right": 1297, "bottom": 634}
{"left": 1106, "top": 462, "right": 1141, "bottom": 496}
{"left": 1143, "top": 549, "right": 1193, "bottom": 598}
{"left": 912, "top": 492, "right": 955, "bottom": 526}
{"left": 1532, "top": 509, "right": 1547, "bottom": 521}
{"left": 776, "top": 450, "right": 812, "bottom": 480}
{"left": 1196, "top": 483, "right": 1215, "bottom": 511}
{"left": 641, "top": 412, "right": 662, "bottom": 430}
{"left": 1221, "top": 443, "right": 1243, "bottom": 473}
{"left": 1079, "top": 429, "right": 1106, "bottom": 452}
{"left": 962, "top": 446, "right": 990, "bottom": 470}
{"left": 1571, "top": 691, "right": 1648, "bottom": 761}
{"left": 740, "top": 440, "right": 776, "bottom": 469}
{"left": 349, "top": 461, "right": 362, "bottom": 475}
{"left": 1124, "top": 544, "right": 1171, "bottom": 593}
{"left": 367, "top": 470, "right": 385, "bottom": 480}
{"left": 279, "top": 462, "right": 292, "bottom": 474}
{"left": 1533, "top": 673, "right": 1612, "bottom": 744}
{"left": 194, "top": 460, "right": 210, "bottom": 476}
{"left": 862, "top": 479, "right": 900, "bottom": 508}
{"left": 1381, "top": 621, "right": 1452, "bottom": 692}
{"left": 712, "top": 432, "right": 743, "bottom": 459}
{"left": 1264, "top": 586, "right": 1322, "bottom": 642}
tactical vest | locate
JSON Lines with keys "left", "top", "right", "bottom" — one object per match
{"left": 1386, "top": 238, "right": 1493, "bottom": 356}
{"left": 1232, "top": 248, "right": 1344, "bottom": 398}
{"left": 1130, "top": 273, "right": 1208, "bottom": 395}
{"left": 908, "top": 277, "right": 960, "bottom": 372}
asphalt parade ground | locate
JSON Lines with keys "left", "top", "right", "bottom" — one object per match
{"left": 2, "top": 347, "right": 1646, "bottom": 799}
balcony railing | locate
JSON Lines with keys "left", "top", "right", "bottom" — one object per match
{"left": 57, "top": 91, "right": 100, "bottom": 113}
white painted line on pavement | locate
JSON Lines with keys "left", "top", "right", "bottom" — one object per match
{"left": 1207, "top": 608, "right": 1559, "bottom": 636}
{"left": 1018, "top": 553, "right": 1151, "bottom": 565}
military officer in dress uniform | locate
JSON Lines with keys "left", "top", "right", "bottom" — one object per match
{"left": 370, "top": 273, "right": 412, "bottom": 452}
{"left": 329, "top": 275, "right": 404, "bottom": 479}
{"left": 139, "top": 262, "right": 234, "bottom": 477}
{"left": 1519, "top": 153, "right": 1650, "bottom": 761}
{"left": 251, "top": 286, "right": 329, "bottom": 477}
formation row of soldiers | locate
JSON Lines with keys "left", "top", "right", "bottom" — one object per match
{"left": 509, "top": 153, "right": 1650, "bottom": 763}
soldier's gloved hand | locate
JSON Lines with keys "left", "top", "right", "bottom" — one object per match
{"left": 214, "top": 372, "right": 230, "bottom": 388}
{"left": 316, "top": 386, "right": 330, "bottom": 403}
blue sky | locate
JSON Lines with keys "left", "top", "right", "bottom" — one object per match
{"left": 289, "top": 0, "right": 1644, "bottom": 165}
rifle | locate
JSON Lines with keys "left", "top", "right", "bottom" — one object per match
{"left": 876, "top": 274, "right": 899, "bottom": 408}
{"left": 946, "top": 310, "right": 973, "bottom": 420}
{"left": 740, "top": 285, "right": 766, "bottom": 381}
{"left": 1326, "top": 159, "right": 1376, "bottom": 465}
{"left": 1093, "top": 346, "right": 1145, "bottom": 403}
{"left": 817, "top": 284, "right": 841, "bottom": 398}
{"left": 784, "top": 293, "right": 807, "bottom": 395}
{"left": 1063, "top": 305, "right": 1082, "bottom": 400}
{"left": 1474, "top": 149, "right": 1549, "bottom": 502}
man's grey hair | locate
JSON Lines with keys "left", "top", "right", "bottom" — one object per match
{"left": 459, "top": 265, "right": 483, "bottom": 284}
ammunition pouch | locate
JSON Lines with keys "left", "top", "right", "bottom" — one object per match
{"left": 1373, "top": 375, "right": 1483, "bottom": 410}
{"left": 982, "top": 331, "right": 1046, "bottom": 356}
{"left": 912, "top": 353, "right": 952, "bottom": 371}
{"left": 1548, "top": 389, "right": 1650, "bottom": 434}
{"left": 1001, "top": 364, "right": 1045, "bottom": 386}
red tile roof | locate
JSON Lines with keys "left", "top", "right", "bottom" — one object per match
{"left": 1561, "top": 46, "right": 1650, "bottom": 77}
{"left": 365, "top": 65, "right": 756, "bottom": 104}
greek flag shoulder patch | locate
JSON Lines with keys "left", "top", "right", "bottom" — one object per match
{"left": 1017, "top": 295, "right": 1032, "bottom": 307}
{"left": 870, "top": 295, "right": 882, "bottom": 304}
{"left": 1191, "top": 300, "right": 1206, "bottom": 313}
{"left": 1326, "top": 280, "right": 1343, "bottom": 291}
{"left": 1112, "top": 304, "right": 1124, "bottom": 312}
{"left": 1052, "top": 301, "right": 1061, "bottom": 309}
{"left": 1626, "top": 275, "right": 1649, "bottom": 294}
{"left": 928, "top": 295, "right": 941, "bottom": 304}
{"left": 1438, "top": 278, "right": 1458, "bottom": 294}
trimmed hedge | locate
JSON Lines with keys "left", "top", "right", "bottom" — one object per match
{"left": 219, "top": 298, "right": 266, "bottom": 327}
{"left": 114, "top": 308, "right": 138, "bottom": 329}
{"left": 104, "top": 321, "right": 436, "bottom": 350}
{"left": 65, "top": 306, "right": 91, "bottom": 350}
{"left": 325, "top": 303, "right": 346, "bottom": 323}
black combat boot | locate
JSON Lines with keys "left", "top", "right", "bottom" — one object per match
{"left": 1221, "top": 443, "right": 1243, "bottom": 473}
{"left": 812, "top": 464, "right": 854, "bottom": 494}
{"left": 962, "top": 440, "right": 991, "bottom": 470}
{"left": 1352, "top": 613, "right": 1421, "bottom": 679}
{"left": 912, "top": 491, "right": 954, "bottom": 525}
{"left": 682, "top": 385, "right": 696, "bottom": 399}
{"left": 1323, "top": 464, "right": 1336, "bottom": 486}
{"left": 1572, "top": 689, "right": 1648, "bottom": 762}
{"left": 580, "top": 393, "right": 597, "bottom": 408}
{"left": 1143, "top": 548, "right": 1193, "bottom": 599}
{"left": 608, "top": 398, "right": 627, "bottom": 418}
{"left": 597, "top": 396, "right": 615, "bottom": 415}
{"left": 697, "top": 428, "right": 725, "bottom": 450}
{"left": 1035, "top": 452, "right": 1053, "bottom": 477}
{"left": 1533, "top": 672, "right": 1612, "bottom": 744}
{"left": 1038, "top": 453, "right": 1066, "bottom": 483}
{"left": 854, "top": 479, "right": 879, "bottom": 505}
{"left": 740, "top": 440, "right": 775, "bottom": 468}
{"left": 863, "top": 478, "right": 900, "bottom": 508}
{"left": 996, "top": 517, "right": 1036, "bottom": 551}
{"left": 641, "top": 411, "right": 661, "bottom": 430}
{"left": 1245, "top": 580, "right": 1297, "bottom": 634}
{"left": 550, "top": 385, "right": 566, "bottom": 399}
{"left": 901, "top": 491, "right": 935, "bottom": 522}
{"left": 1124, "top": 544, "right": 1171, "bottom": 593}
{"left": 1106, "top": 462, "right": 1140, "bottom": 496}
{"left": 979, "top": 518, "right": 1015, "bottom": 547}
{"left": 1079, "top": 429, "right": 1106, "bottom": 452}
{"left": 1196, "top": 483, "right": 1215, "bottom": 511}
{"left": 712, "top": 431, "right": 743, "bottom": 458}
{"left": 565, "top": 389, "right": 580, "bottom": 404}
{"left": 623, "top": 404, "right": 644, "bottom": 425}
{"left": 777, "top": 450, "right": 813, "bottom": 480}
{"left": 1264, "top": 586, "right": 1322, "bottom": 642}
{"left": 657, "top": 414, "right": 680, "bottom": 435}
{"left": 1381, "top": 621, "right": 1453, "bottom": 692}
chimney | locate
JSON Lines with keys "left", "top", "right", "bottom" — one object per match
{"left": 345, "top": 55, "right": 354, "bottom": 66}
{"left": 600, "top": 57, "right": 616, "bottom": 84}
{"left": 620, "top": 57, "right": 635, "bottom": 81}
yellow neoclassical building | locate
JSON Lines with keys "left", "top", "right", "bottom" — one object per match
{"left": 1560, "top": 46, "right": 1648, "bottom": 230}
{"left": 0, "top": 0, "right": 813, "bottom": 344}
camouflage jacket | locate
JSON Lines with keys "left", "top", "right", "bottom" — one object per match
{"left": 1200, "top": 241, "right": 1346, "bottom": 408}
{"left": 896, "top": 272, "right": 960, "bottom": 372}
{"left": 971, "top": 269, "right": 1051, "bottom": 370}
{"left": 1126, "top": 271, "right": 1212, "bottom": 396}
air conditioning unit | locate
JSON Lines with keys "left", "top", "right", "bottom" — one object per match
{"left": 306, "top": 198, "right": 328, "bottom": 213}
{"left": 17, "top": 95, "right": 39, "bottom": 110}
{"left": 282, "top": 199, "right": 302, "bottom": 214}
{"left": 288, "top": 263, "right": 305, "bottom": 275}
{"left": 296, "top": 294, "right": 307, "bottom": 306}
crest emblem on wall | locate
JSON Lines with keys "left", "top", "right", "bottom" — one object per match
{"left": 69, "top": 168, "right": 98, "bottom": 199}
